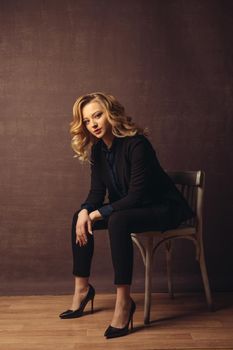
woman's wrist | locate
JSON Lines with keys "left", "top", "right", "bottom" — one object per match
{"left": 78, "top": 208, "right": 88, "bottom": 216}
{"left": 89, "top": 209, "right": 102, "bottom": 221}
{"left": 96, "top": 209, "right": 103, "bottom": 219}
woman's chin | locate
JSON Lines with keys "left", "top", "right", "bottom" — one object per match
{"left": 94, "top": 132, "right": 104, "bottom": 138}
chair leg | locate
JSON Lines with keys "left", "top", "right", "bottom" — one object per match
{"left": 198, "top": 241, "right": 214, "bottom": 311}
{"left": 144, "top": 236, "right": 154, "bottom": 325}
{"left": 165, "top": 240, "right": 174, "bottom": 299}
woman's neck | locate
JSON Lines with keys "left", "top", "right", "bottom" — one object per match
{"left": 102, "top": 134, "right": 115, "bottom": 149}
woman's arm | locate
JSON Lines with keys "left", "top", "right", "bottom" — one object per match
{"left": 79, "top": 145, "right": 106, "bottom": 213}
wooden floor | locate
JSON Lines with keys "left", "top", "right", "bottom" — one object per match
{"left": 0, "top": 292, "right": 233, "bottom": 350}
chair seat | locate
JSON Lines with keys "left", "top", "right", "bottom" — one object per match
{"left": 131, "top": 222, "right": 196, "bottom": 239}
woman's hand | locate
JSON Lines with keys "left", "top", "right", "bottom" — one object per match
{"left": 76, "top": 209, "right": 93, "bottom": 247}
{"left": 76, "top": 209, "right": 102, "bottom": 247}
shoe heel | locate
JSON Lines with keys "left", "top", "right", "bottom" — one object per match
{"left": 91, "top": 297, "right": 94, "bottom": 313}
{"left": 130, "top": 316, "right": 133, "bottom": 330}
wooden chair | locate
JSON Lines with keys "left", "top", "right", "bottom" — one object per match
{"left": 130, "top": 170, "right": 214, "bottom": 325}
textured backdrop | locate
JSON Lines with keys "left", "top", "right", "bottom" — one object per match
{"left": 0, "top": 0, "right": 232, "bottom": 295}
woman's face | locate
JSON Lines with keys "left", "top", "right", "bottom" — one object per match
{"left": 82, "top": 100, "right": 112, "bottom": 139}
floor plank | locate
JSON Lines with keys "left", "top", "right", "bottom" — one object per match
{"left": 0, "top": 292, "right": 232, "bottom": 350}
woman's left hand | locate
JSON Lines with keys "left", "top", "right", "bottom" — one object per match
{"left": 89, "top": 210, "right": 103, "bottom": 224}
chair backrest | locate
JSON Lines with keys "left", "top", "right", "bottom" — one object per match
{"left": 166, "top": 170, "right": 205, "bottom": 236}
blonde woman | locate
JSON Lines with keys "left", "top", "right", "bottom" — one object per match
{"left": 59, "top": 92, "right": 195, "bottom": 339}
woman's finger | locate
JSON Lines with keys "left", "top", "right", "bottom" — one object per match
{"left": 76, "top": 232, "right": 88, "bottom": 246}
{"left": 88, "top": 220, "right": 93, "bottom": 235}
{"left": 76, "top": 234, "right": 86, "bottom": 246}
{"left": 76, "top": 225, "right": 83, "bottom": 243}
{"left": 75, "top": 226, "right": 80, "bottom": 244}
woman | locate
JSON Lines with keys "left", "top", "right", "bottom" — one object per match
{"left": 59, "top": 92, "right": 195, "bottom": 339}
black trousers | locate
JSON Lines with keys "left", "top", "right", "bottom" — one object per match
{"left": 71, "top": 204, "right": 176, "bottom": 285}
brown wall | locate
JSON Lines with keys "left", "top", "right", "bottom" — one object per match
{"left": 0, "top": 0, "right": 232, "bottom": 295}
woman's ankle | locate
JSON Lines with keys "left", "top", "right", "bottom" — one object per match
{"left": 74, "top": 276, "right": 89, "bottom": 293}
{"left": 115, "top": 284, "right": 131, "bottom": 302}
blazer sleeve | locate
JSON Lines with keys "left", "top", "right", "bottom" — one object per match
{"left": 97, "top": 203, "right": 114, "bottom": 219}
{"left": 108, "top": 137, "right": 149, "bottom": 212}
{"left": 79, "top": 145, "right": 106, "bottom": 213}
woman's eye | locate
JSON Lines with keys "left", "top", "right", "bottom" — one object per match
{"left": 84, "top": 113, "right": 102, "bottom": 125}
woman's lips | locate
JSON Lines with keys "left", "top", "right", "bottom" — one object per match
{"left": 94, "top": 128, "right": 102, "bottom": 134}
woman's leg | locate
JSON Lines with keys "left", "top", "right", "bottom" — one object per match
{"left": 71, "top": 210, "right": 94, "bottom": 278}
{"left": 71, "top": 209, "right": 108, "bottom": 309}
{"left": 107, "top": 205, "right": 169, "bottom": 327}
{"left": 107, "top": 206, "right": 167, "bottom": 285}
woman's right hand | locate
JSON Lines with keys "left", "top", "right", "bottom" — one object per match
{"left": 76, "top": 209, "right": 93, "bottom": 246}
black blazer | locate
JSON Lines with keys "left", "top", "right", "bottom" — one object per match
{"left": 80, "top": 134, "right": 195, "bottom": 230}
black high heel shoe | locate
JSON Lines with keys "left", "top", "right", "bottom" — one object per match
{"left": 104, "top": 297, "right": 136, "bottom": 339}
{"left": 59, "top": 283, "right": 95, "bottom": 319}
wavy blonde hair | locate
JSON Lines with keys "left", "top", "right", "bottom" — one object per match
{"left": 69, "top": 91, "right": 150, "bottom": 163}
